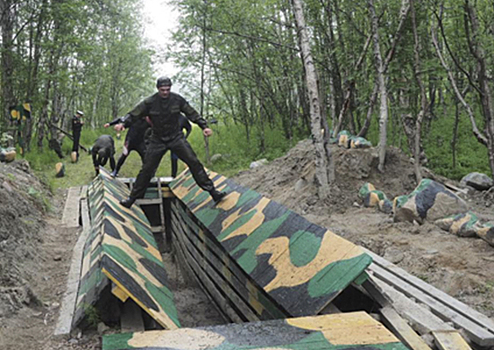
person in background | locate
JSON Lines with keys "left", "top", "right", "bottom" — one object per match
{"left": 115, "top": 76, "right": 226, "bottom": 208}
{"left": 171, "top": 114, "right": 192, "bottom": 178}
{"left": 71, "top": 110, "right": 84, "bottom": 160}
{"left": 91, "top": 134, "right": 116, "bottom": 176}
{"left": 104, "top": 116, "right": 152, "bottom": 177}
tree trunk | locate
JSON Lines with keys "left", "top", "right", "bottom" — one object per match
{"left": 1, "top": 0, "right": 16, "bottom": 143}
{"left": 410, "top": 0, "right": 427, "bottom": 183}
{"left": 368, "top": 0, "right": 389, "bottom": 172}
{"left": 292, "top": 0, "right": 333, "bottom": 198}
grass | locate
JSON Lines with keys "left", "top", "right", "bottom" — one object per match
{"left": 20, "top": 122, "right": 306, "bottom": 192}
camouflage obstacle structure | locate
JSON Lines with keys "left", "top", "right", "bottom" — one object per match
{"left": 73, "top": 168, "right": 180, "bottom": 330}
{"left": 170, "top": 168, "right": 372, "bottom": 321}
{"left": 102, "top": 312, "right": 408, "bottom": 350}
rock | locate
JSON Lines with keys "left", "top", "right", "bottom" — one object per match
{"left": 97, "top": 322, "right": 110, "bottom": 334}
{"left": 384, "top": 248, "right": 404, "bottom": 264}
{"left": 460, "top": 172, "right": 493, "bottom": 191}
{"left": 394, "top": 179, "right": 468, "bottom": 224}
{"left": 294, "top": 178, "right": 308, "bottom": 192}
{"left": 249, "top": 158, "right": 268, "bottom": 169}
{"left": 2, "top": 181, "right": 13, "bottom": 192}
{"left": 210, "top": 154, "right": 222, "bottom": 162}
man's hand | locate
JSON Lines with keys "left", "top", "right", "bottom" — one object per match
{"left": 203, "top": 128, "right": 213, "bottom": 137}
{"left": 114, "top": 124, "right": 125, "bottom": 132}
{"left": 104, "top": 123, "right": 110, "bottom": 128}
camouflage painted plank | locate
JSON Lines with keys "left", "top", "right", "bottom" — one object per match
{"left": 170, "top": 169, "right": 372, "bottom": 316}
{"left": 171, "top": 200, "right": 287, "bottom": 320}
{"left": 103, "top": 311, "right": 407, "bottom": 350}
{"left": 74, "top": 169, "right": 180, "bottom": 330}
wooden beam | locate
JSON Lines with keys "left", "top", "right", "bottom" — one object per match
{"left": 433, "top": 331, "right": 473, "bottom": 350}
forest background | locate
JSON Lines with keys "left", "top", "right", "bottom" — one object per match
{"left": 1, "top": 0, "right": 494, "bottom": 190}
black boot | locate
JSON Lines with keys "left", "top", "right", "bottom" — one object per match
{"left": 120, "top": 197, "right": 136, "bottom": 208}
{"left": 210, "top": 189, "right": 226, "bottom": 203}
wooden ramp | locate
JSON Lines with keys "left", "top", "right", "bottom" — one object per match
{"left": 103, "top": 311, "right": 408, "bottom": 350}
{"left": 170, "top": 169, "right": 372, "bottom": 318}
{"left": 73, "top": 169, "right": 180, "bottom": 330}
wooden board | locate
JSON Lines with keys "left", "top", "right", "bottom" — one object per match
{"left": 364, "top": 248, "right": 494, "bottom": 334}
{"left": 103, "top": 311, "right": 407, "bottom": 350}
{"left": 170, "top": 169, "right": 372, "bottom": 317}
{"left": 54, "top": 196, "right": 90, "bottom": 336}
{"left": 73, "top": 169, "right": 180, "bottom": 330}
{"left": 433, "top": 331, "right": 473, "bottom": 350}
{"left": 62, "top": 186, "right": 82, "bottom": 227}
{"left": 364, "top": 248, "right": 494, "bottom": 346}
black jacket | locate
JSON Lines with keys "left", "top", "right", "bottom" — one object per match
{"left": 72, "top": 115, "right": 83, "bottom": 133}
{"left": 124, "top": 92, "right": 206, "bottom": 142}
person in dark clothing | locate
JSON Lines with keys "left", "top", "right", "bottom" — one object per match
{"left": 116, "top": 76, "right": 226, "bottom": 208}
{"left": 71, "top": 110, "right": 84, "bottom": 159}
{"left": 104, "top": 116, "right": 152, "bottom": 177}
{"left": 91, "top": 134, "right": 116, "bottom": 176}
{"left": 171, "top": 114, "right": 192, "bottom": 178}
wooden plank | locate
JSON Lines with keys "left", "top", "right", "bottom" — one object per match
{"left": 54, "top": 198, "right": 89, "bottom": 336}
{"left": 171, "top": 212, "right": 261, "bottom": 322}
{"left": 368, "top": 263, "right": 494, "bottom": 346}
{"left": 380, "top": 306, "right": 433, "bottom": 350}
{"left": 103, "top": 312, "right": 407, "bottom": 350}
{"left": 62, "top": 186, "right": 81, "bottom": 227}
{"left": 363, "top": 277, "right": 454, "bottom": 335}
{"left": 171, "top": 223, "right": 243, "bottom": 323}
{"left": 433, "top": 331, "right": 473, "bottom": 350}
{"left": 364, "top": 248, "right": 494, "bottom": 334}
{"left": 121, "top": 300, "right": 145, "bottom": 333}
{"left": 171, "top": 202, "right": 286, "bottom": 319}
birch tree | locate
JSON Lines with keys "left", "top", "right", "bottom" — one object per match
{"left": 291, "top": 0, "right": 334, "bottom": 198}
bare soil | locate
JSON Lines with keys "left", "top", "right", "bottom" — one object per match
{"left": 1, "top": 140, "right": 493, "bottom": 350}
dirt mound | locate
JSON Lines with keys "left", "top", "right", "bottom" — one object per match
{"left": 233, "top": 139, "right": 494, "bottom": 318}
{"left": 0, "top": 160, "right": 52, "bottom": 316}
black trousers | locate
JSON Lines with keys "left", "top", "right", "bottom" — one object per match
{"left": 114, "top": 141, "right": 147, "bottom": 174}
{"left": 72, "top": 131, "right": 81, "bottom": 153}
{"left": 130, "top": 135, "right": 214, "bottom": 199}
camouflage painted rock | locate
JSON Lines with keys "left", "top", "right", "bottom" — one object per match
{"left": 55, "top": 162, "right": 65, "bottom": 178}
{"left": 337, "top": 130, "right": 351, "bottom": 148}
{"left": 0, "top": 147, "right": 16, "bottom": 163}
{"left": 394, "top": 179, "right": 468, "bottom": 224}
{"left": 435, "top": 211, "right": 480, "bottom": 237}
{"left": 102, "top": 311, "right": 407, "bottom": 350}
{"left": 460, "top": 172, "right": 494, "bottom": 191}
{"left": 477, "top": 222, "right": 494, "bottom": 247}
{"left": 349, "top": 136, "right": 372, "bottom": 149}
{"left": 359, "top": 183, "right": 392, "bottom": 214}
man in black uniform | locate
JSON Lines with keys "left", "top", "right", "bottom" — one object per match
{"left": 71, "top": 110, "right": 84, "bottom": 159}
{"left": 91, "top": 134, "right": 116, "bottom": 176}
{"left": 171, "top": 114, "right": 192, "bottom": 178}
{"left": 104, "top": 116, "right": 152, "bottom": 177}
{"left": 116, "top": 76, "right": 226, "bottom": 208}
